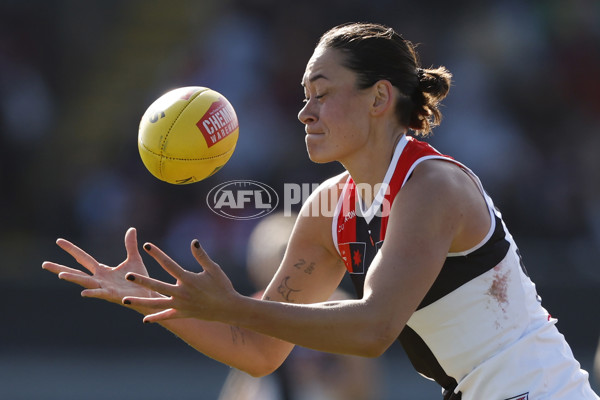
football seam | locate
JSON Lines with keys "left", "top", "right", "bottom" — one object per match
{"left": 159, "top": 88, "right": 210, "bottom": 176}
{"left": 141, "top": 141, "right": 235, "bottom": 161}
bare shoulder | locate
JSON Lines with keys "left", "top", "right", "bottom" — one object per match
{"left": 293, "top": 171, "right": 349, "bottom": 256}
{"left": 401, "top": 158, "right": 485, "bottom": 211}
{"left": 411, "top": 158, "right": 473, "bottom": 191}
{"left": 299, "top": 170, "right": 349, "bottom": 218}
{"left": 312, "top": 170, "right": 349, "bottom": 198}
{"left": 401, "top": 158, "right": 490, "bottom": 252}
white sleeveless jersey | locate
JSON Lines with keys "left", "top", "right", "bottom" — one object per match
{"left": 332, "top": 135, "right": 598, "bottom": 399}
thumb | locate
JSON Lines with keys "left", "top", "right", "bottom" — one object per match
{"left": 124, "top": 227, "right": 141, "bottom": 261}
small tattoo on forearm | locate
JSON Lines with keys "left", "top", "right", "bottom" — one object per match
{"left": 293, "top": 259, "right": 316, "bottom": 275}
{"left": 277, "top": 276, "right": 301, "bottom": 302}
{"left": 230, "top": 326, "right": 245, "bottom": 345}
{"left": 304, "top": 262, "right": 315, "bottom": 275}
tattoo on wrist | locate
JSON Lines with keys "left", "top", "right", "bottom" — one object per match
{"left": 230, "top": 326, "right": 245, "bottom": 345}
{"left": 293, "top": 259, "right": 316, "bottom": 275}
{"left": 277, "top": 276, "right": 301, "bottom": 302}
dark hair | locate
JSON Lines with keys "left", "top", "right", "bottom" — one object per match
{"left": 317, "top": 22, "right": 452, "bottom": 136}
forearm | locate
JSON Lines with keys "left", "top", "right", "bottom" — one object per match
{"left": 129, "top": 301, "right": 293, "bottom": 377}
{"left": 158, "top": 318, "right": 294, "bottom": 376}
{"left": 225, "top": 295, "right": 396, "bottom": 358}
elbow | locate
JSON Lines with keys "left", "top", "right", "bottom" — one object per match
{"left": 238, "top": 351, "right": 287, "bottom": 378}
{"left": 361, "top": 343, "right": 389, "bottom": 359}
{"left": 361, "top": 333, "right": 396, "bottom": 358}
{"left": 233, "top": 336, "right": 294, "bottom": 378}
{"left": 356, "top": 321, "right": 399, "bottom": 358}
{"left": 244, "top": 368, "right": 270, "bottom": 379}
{"left": 355, "top": 293, "right": 406, "bottom": 358}
{"left": 244, "top": 362, "right": 280, "bottom": 378}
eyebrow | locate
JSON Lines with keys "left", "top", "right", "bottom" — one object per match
{"left": 301, "top": 74, "right": 329, "bottom": 87}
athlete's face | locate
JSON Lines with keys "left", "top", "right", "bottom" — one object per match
{"left": 298, "top": 46, "right": 374, "bottom": 164}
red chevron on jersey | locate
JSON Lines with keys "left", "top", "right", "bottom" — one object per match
{"left": 379, "top": 136, "right": 453, "bottom": 241}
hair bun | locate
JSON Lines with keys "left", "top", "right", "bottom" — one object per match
{"left": 417, "top": 67, "right": 451, "bottom": 99}
{"left": 408, "top": 66, "right": 452, "bottom": 135}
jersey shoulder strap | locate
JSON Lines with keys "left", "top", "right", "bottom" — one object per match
{"left": 380, "top": 137, "right": 454, "bottom": 240}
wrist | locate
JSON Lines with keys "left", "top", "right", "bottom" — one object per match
{"left": 221, "top": 293, "right": 267, "bottom": 328}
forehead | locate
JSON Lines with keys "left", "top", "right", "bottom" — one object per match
{"left": 301, "top": 46, "right": 350, "bottom": 86}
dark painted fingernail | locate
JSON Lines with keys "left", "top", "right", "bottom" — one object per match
{"left": 126, "top": 274, "right": 135, "bottom": 281}
{"left": 144, "top": 244, "right": 151, "bottom": 251}
{"left": 123, "top": 299, "right": 131, "bottom": 305}
{"left": 193, "top": 240, "right": 200, "bottom": 248}
{"left": 143, "top": 319, "right": 150, "bottom": 324}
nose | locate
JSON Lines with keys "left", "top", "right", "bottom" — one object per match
{"left": 298, "top": 101, "right": 316, "bottom": 126}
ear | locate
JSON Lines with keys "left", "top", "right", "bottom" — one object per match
{"left": 370, "top": 80, "right": 394, "bottom": 116}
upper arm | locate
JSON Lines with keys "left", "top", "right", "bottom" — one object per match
{"left": 263, "top": 175, "right": 348, "bottom": 305}
{"left": 362, "top": 160, "right": 488, "bottom": 338}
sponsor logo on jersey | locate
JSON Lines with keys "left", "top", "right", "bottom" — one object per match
{"left": 338, "top": 242, "right": 366, "bottom": 274}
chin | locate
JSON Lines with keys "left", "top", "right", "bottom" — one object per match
{"left": 305, "top": 145, "right": 336, "bottom": 164}
{"left": 305, "top": 135, "right": 338, "bottom": 164}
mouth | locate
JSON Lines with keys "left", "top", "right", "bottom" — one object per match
{"left": 305, "top": 130, "right": 325, "bottom": 135}
{"left": 305, "top": 132, "right": 325, "bottom": 141}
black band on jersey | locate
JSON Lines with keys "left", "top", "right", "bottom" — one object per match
{"left": 417, "top": 213, "right": 510, "bottom": 310}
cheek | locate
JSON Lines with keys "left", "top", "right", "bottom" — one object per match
{"left": 336, "top": 109, "right": 369, "bottom": 139}
{"left": 325, "top": 98, "right": 368, "bottom": 131}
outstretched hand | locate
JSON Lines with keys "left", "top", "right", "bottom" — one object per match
{"left": 122, "top": 240, "right": 238, "bottom": 324}
{"left": 42, "top": 227, "right": 154, "bottom": 309}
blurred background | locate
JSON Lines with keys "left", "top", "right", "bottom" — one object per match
{"left": 1, "top": 0, "right": 599, "bottom": 398}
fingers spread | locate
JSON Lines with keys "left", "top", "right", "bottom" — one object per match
{"left": 125, "top": 273, "right": 176, "bottom": 297}
{"left": 122, "top": 295, "right": 173, "bottom": 310}
{"left": 143, "top": 243, "right": 187, "bottom": 281}
{"left": 143, "top": 308, "right": 180, "bottom": 324}
{"left": 56, "top": 239, "right": 99, "bottom": 274}
{"left": 191, "top": 240, "right": 219, "bottom": 274}
{"left": 81, "top": 288, "right": 110, "bottom": 299}
{"left": 58, "top": 271, "right": 99, "bottom": 289}
{"left": 42, "top": 261, "right": 84, "bottom": 276}
{"left": 43, "top": 262, "right": 100, "bottom": 291}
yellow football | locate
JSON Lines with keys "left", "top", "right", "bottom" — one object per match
{"left": 138, "top": 86, "right": 239, "bottom": 184}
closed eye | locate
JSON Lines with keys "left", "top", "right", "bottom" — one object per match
{"left": 303, "top": 94, "right": 325, "bottom": 103}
